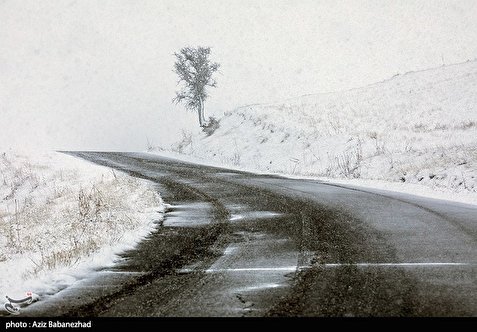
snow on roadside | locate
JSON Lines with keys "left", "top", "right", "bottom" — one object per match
{"left": 149, "top": 150, "right": 477, "bottom": 207}
{"left": 157, "top": 60, "right": 477, "bottom": 206}
{"left": 0, "top": 151, "right": 164, "bottom": 309}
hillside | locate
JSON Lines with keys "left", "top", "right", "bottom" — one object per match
{"left": 169, "top": 60, "right": 477, "bottom": 198}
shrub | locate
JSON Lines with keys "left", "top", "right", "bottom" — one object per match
{"left": 202, "top": 116, "right": 220, "bottom": 136}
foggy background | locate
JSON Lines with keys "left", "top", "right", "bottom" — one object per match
{"left": 1, "top": 0, "right": 477, "bottom": 151}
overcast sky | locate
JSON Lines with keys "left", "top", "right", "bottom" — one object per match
{"left": 1, "top": 0, "right": 477, "bottom": 151}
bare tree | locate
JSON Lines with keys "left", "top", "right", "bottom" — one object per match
{"left": 173, "top": 46, "right": 220, "bottom": 127}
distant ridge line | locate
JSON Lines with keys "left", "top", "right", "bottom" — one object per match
{"left": 299, "top": 57, "right": 477, "bottom": 99}
{"left": 233, "top": 57, "right": 477, "bottom": 110}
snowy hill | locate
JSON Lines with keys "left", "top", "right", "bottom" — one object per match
{"left": 169, "top": 60, "right": 477, "bottom": 198}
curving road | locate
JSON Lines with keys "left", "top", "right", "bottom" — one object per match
{"left": 24, "top": 152, "right": 477, "bottom": 317}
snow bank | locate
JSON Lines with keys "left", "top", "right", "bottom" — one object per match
{"left": 162, "top": 60, "right": 477, "bottom": 204}
{"left": 0, "top": 151, "right": 163, "bottom": 309}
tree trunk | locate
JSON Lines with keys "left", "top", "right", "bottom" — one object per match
{"left": 198, "top": 108, "right": 204, "bottom": 127}
{"left": 198, "top": 96, "right": 206, "bottom": 127}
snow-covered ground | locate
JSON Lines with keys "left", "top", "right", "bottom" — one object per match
{"left": 0, "top": 151, "right": 164, "bottom": 310}
{"left": 159, "top": 60, "right": 477, "bottom": 205}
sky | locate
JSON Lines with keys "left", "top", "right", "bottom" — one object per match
{"left": 1, "top": 0, "right": 477, "bottom": 151}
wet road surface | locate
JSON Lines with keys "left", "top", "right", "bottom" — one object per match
{"left": 23, "top": 152, "right": 477, "bottom": 317}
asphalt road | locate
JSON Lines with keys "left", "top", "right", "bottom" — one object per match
{"left": 24, "top": 152, "right": 477, "bottom": 317}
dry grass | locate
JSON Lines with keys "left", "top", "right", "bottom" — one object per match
{"left": 0, "top": 152, "right": 162, "bottom": 281}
